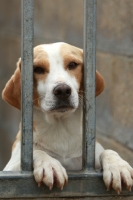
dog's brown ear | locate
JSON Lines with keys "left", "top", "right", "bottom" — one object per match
{"left": 2, "top": 59, "right": 21, "bottom": 110}
{"left": 96, "top": 70, "right": 104, "bottom": 96}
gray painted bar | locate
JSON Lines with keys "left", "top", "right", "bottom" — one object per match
{"left": 83, "top": 0, "right": 96, "bottom": 171}
{"left": 21, "top": 0, "right": 34, "bottom": 171}
{"left": 0, "top": 171, "right": 132, "bottom": 198}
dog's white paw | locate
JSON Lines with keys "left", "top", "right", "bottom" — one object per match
{"left": 33, "top": 150, "right": 68, "bottom": 190}
{"left": 100, "top": 150, "right": 133, "bottom": 194}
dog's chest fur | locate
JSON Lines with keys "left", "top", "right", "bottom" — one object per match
{"left": 33, "top": 106, "right": 82, "bottom": 170}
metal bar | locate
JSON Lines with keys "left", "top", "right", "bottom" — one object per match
{"left": 0, "top": 172, "right": 132, "bottom": 198}
{"left": 21, "top": 0, "right": 34, "bottom": 171}
{"left": 83, "top": 0, "right": 97, "bottom": 171}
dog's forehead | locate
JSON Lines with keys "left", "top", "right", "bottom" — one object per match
{"left": 34, "top": 45, "right": 48, "bottom": 59}
{"left": 60, "top": 43, "right": 83, "bottom": 59}
{"left": 33, "top": 43, "right": 83, "bottom": 61}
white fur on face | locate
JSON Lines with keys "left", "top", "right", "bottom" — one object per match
{"left": 37, "top": 43, "right": 79, "bottom": 118}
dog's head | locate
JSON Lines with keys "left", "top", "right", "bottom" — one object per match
{"left": 2, "top": 43, "right": 104, "bottom": 117}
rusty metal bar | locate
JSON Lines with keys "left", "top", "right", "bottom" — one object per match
{"left": 21, "top": 0, "right": 34, "bottom": 171}
{"left": 83, "top": 0, "right": 96, "bottom": 171}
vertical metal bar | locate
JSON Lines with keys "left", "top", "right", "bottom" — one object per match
{"left": 83, "top": 0, "right": 96, "bottom": 171}
{"left": 21, "top": 0, "right": 34, "bottom": 171}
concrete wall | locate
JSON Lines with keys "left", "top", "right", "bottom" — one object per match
{"left": 96, "top": 0, "right": 133, "bottom": 151}
{"left": 0, "top": 0, "right": 132, "bottom": 171}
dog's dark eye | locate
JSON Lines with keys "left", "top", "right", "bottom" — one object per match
{"left": 68, "top": 62, "right": 78, "bottom": 70}
{"left": 34, "top": 67, "right": 45, "bottom": 74}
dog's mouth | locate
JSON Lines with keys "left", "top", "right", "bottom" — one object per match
{"left": 50, "top": 100, "right": 74, "bottom": 112}
{"left": 50, "top": 102, "right": 74, "bottom": 113}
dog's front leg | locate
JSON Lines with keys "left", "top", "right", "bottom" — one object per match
{"left": 100, "top": 150, "right": 133, "bottom": 194}
{"left": 3, "top": 141, "right": 21, "bottom": 171}
{"left": 33, "top": 150, "right": 68, "bottom": 190}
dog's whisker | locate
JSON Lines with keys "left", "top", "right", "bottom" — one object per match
{"left": 78, "top": 93, "right": 94, "bottom": 102}
{"left": 33, "top": 95, "right": 45, "bottom": 102}
{"left": 77, "top": 90, "right": 86, "bottom": 94}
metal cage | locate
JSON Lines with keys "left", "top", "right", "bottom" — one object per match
{"left": 0, "top": 0, "right": 132, "bottom": 198}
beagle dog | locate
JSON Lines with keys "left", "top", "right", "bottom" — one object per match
{"left": 2, "top": 42, "right": 133, "bottom": 193}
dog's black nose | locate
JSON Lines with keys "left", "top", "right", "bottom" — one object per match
{"left": 53, "top": 84, "right": 71, "bottom": 99}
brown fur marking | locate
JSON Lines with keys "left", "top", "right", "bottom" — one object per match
{"left": 60, "top": 44, "right": 83, "bottom": 94}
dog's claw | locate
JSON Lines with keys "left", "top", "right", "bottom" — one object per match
{"left": 49, "top": 185, "right": 53, "bottom": 190}
{"left": 38, "top": 183, "right": 41, "bottom": 187}
{"left": 117, "top": 189, "right": 121, "bottom": 195}
{"left": 128, "top": 186, "right": 131, "bottom": 191}
{"left": 61, "top": 185, "right": 64, "bottom": 190}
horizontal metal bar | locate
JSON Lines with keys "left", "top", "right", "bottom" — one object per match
{"left": 83, "top": 0, "right": 96, "bottom": 171}
{"left": 0, "top": 172, "right": 132, "bottom": 198}
{"left": 21, "top": 0, "right": 34, "bottom": 171}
